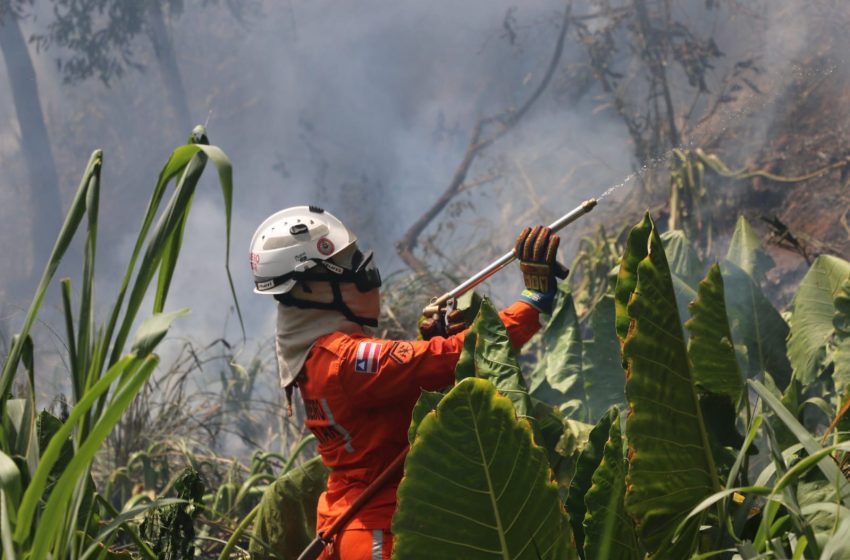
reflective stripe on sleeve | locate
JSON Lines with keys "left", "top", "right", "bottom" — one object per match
{"left": 320, "top": 398, "right": 355, "bottom": 453}
{"left": 372, "top": 530, "right": 383, "bottom": 560}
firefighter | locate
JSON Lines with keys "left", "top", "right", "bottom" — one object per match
{"left": 250, "top": 205, "right": 564, "bottom": 560}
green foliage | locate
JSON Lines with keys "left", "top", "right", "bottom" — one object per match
{"left": 582, "top": 411, "right": 641, "bottom": 560}
{"left": 0, "top": 127, "right": 236, "bottom": 559}
{"left": 140, "top": 467, "right": 205, "bottom": 560}
{"left": 721, "top": 216, "right": 792, "bottom": 387}
{"left": 565, "top": 407, "right": 615, "bottom": 556}
{"left": 393, "top": 377, "right": 574, "bottom": 560}
{"left": 661, "top": 229, "right": 704, "bottom": 288}
{"left": 787, "top": 255, "right": 850, "bottom": 386}
{"left": 617, "top": 213, "right": 720, "bottom": 557}
{"left": 726, "top": 215, "right": 775, "bottom": 282}
{"left": 528, "top": 287, "right": 584, "bottom": 415}
{"left": 834, "top": 277, "right": 850, "bottom": 394}
{"left": 455, "top": 297, "right": 532, "bottom": 418}
{"left": 249, "top": 456, "right": 330, "bottom": 560}
{"left": 580, "top": 295, "right": 625, "bottom": 423}
{"left": 721, "top": 260, "right": 792, "bottom": 387}
{"left": 686, "top": 264, "right": 744, "bottom": 402}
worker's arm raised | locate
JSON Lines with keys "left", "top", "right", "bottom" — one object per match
{"left": 336, "top": 301, "right": 541, "bottom": 407}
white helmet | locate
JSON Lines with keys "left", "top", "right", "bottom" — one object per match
{"left": 249, "top": 205, "right": 381, "bottom": 299}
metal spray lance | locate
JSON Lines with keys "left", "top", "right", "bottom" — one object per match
{"left": 422, "top": 198, "right": 598, "bottom": 318}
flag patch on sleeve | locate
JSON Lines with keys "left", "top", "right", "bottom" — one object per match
{"left": 355, "top": 341, "right": 382, "bottom": 374}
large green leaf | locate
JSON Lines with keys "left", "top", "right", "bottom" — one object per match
{"left": 787, "top": 256, "right": 850, "bottom": 386}
{"left": 392, "top": 378, "right": 574, "bottom": 559}
{"left": 249, "top": 456, "right": 329, "bottom": 560}
{"left": 720, "top": 260, "right": 792, "bottom": 388}
{"left": 583, "top": 411, "right": 641, "bottom": 560}
{"left": 581, "top": 295, "right": 625, "bottom": 423}
{"left": 528, "top": 287, "right": 584, "bottom": 414}
{"left": 566, "top": 407, "right": 615, "bottom": 557}
{"left": 661, "top": 229, "right": 703, "bottom": 288}
{"left": 686, "top": 264, "right": 744, "bottom": 402}
{"left": 615, "top": 215, "right": 653, "bottom": 342}
{"left": 725, "top": 215, "right": 774, "bottom": 282}
{"left": 833, "top": 277, "right": 850, "bottom": 394}
{"left": 619, "top": 213, "right": 720, "bottom": 557}
{"left": 456, "top": 297, "right": 531, "bottom": 419}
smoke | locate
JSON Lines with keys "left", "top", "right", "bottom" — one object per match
{"left": 1, "top": 0, "right": 848, "bottom": 402}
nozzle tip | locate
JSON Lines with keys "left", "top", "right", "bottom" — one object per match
{"left": 583, "top": 198, "right": 598, "bottom": 211}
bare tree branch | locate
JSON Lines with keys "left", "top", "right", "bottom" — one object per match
{"left": 396, "top": 1, "right": 573, "bottom": 274}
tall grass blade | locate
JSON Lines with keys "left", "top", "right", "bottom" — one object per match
{"left": 751, "top": 380, "right": 850, "bottom": 507}
{"left": 29, "top": 356, "right": 159, "bottom": 560}
{"left": 0, "top": 150, "right": 102, "bottom": 417}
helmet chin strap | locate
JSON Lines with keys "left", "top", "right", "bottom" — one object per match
{"left": 273, "top": 280, "right": 379, "bottom": 328}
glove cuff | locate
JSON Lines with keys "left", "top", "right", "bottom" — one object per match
{"left": 520, "top": 262, "right": 555, "bottom": 293}
{"left": 519, "top": 289, "right": 555, "bottom": 314}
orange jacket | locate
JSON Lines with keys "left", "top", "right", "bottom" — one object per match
{"left": 298, "top": 301, "right": 541, "bottom": 532}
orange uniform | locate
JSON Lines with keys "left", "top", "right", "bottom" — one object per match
{"left": 298, "top": 301, "right": 541, "bottom": 559}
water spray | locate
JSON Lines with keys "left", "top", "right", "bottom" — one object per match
{"left": 422, "top": 197, "right": 598, "bottom": 316}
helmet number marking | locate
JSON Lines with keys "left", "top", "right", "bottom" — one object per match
{"left": 249, "top": 252, "right": 260, "bottom": 272}
{"left": 317, "top": 237, "right": 335, "bottom": 256}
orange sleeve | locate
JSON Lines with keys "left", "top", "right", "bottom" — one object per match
{"left": 336, "top": 301, "right": 540, "bottom": 407}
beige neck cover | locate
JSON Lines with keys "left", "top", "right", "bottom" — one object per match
{"left": 275, "top": 282, "right": 380, "bottom": 387}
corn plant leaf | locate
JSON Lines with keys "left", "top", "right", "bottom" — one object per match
{"left": 620, "top": 213, "right": 720, "bottom": 557}
{"left": 720, "top": 260, "right": 792, "bottom": 387}
{"left": 392, "top": 377, "right": 574, "bottom": 560}
{"left": 131, "top": 309, "right": 191, "bottom": 357}
{"left": 725, "top": 215, "right": 774, "bottom": 282}
{"left": 833, "top": 277, "right": 850, "bottom": 394}
{"left": 787, "top": 256, "right": 850, "bottom": 386}
{"left": 528, "top": 287, "right": 584, "bottom": 413}
{"left": 249, "top": 455, "right": 329, "bottom": 560}
{"left": 0, "top": 150, "right": 101, "bottom": 414}
{"left": 581, "top": 295, "right": 625, "bottom": 423}
{"left": 583, "top": 410, "right": 642, "bottom": 560}
{"left": 686, "top": 263, "right": 744, "bottom": 402}
{"left": 455, "top": 297, "right": 531, "bottom": 418}
{"left": 661, "top": 229, "right": 703, "bottom": 288}
{"left": 566, "top": 407, "right": 615, "bottom": 557}
{"left": 27, "top": 356, "right": 159, "bottom": 559}
{"left": 0, "top": 450, "right": 21, "bottom": 509}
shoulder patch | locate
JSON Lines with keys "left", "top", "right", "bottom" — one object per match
{"left": 389, "top": 341, "right": 414, "bottom": 365}
{"left": 355, "top": 341, "right": 382, "bottom": 374}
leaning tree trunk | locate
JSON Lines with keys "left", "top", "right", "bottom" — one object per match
{"left": 146, "top": 1, "right": 192, "bottom": 134}
{"left": 0, "top": 13, "right": 63, "bottom": 268}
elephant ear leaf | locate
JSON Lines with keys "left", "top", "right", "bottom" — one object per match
{"left": 455, "top": 297, "right": 532, "bottom": 418}
{"left": 833, "top": 277, "right": 850, "bottom": 395}
{"left": 528, "top": 287, "right": 584, "bottom": 413}
{"left": 725, "top": 215, "right": 774, "bottom": 282}
{"left": 787, "top": 255, "right": 850, "bottom": 386}
{"left": 686, "top": 264, "right": 744, "bottom": 403}
{"left": 566, "top": 407, "right": 616, "bottom": 557}
{"left": 581, "top": 295, "right": 625, "bottom": 423}
{"left": 620, "top": 213, "right": 720, "bottom": 557}
{"left": 583, "top": 410, "right": 642, "bottom": 560}
{"left": 720, "top": 260, "right": 791, "bottom": 388}
{"left": 661, "top": 229, "right": 703, "bottom": 288}
{"left": 392, "top": 377, "right": 575, "bottom": 560}
{"left": 249, "top": 456, "right": 329, "bottom": 560}
{"left": 615, "top": 214, "right": 654, "bottom": 342}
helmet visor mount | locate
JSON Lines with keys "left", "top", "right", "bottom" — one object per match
{"left": 351, "top": 249, "right": 382, "bottom": 292}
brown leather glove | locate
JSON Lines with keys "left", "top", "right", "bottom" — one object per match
{"left": 419, "top": 309, "right": 467, "bottom": 340}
